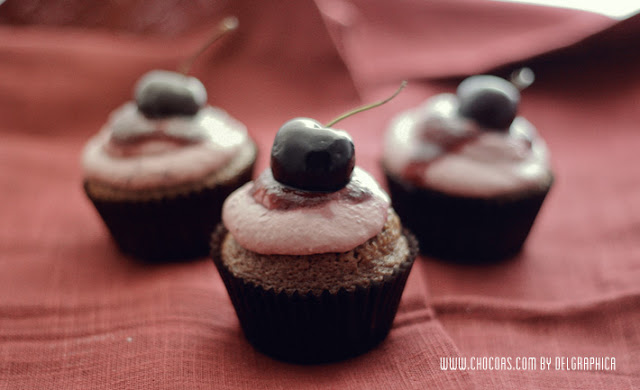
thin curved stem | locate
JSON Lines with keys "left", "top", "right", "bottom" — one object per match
{"left": 510, "top": 67, "right": 535, "bottom": 91}
{"left": 325, "top": 81, "right": 408, "bottom": 128}
{"left": 178, "top": 16, "right": 239, "bottom": 75}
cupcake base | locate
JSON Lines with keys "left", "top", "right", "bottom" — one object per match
{"left": 85, "top": 161, "right": 255, "bottom": 262}
{"left": 211, "top": 225, "right": 418, "bottom": 364}
{"left": 384, "top": 167, "right": 553, "bottom": 263}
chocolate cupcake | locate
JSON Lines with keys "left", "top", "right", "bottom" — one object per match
{"left": 82, "top": 70, "right": 257, "bottom": 261}
{"left": 382, "top": 72, "right": 553, "bottom": 262}
{"left": 212, "top": 116, "right": 417, "bottom": 363}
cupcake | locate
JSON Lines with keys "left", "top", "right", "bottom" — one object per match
{"left": 382, "top": 71, "right": 553, "bottom": 262}
{"left": 83, "top": 70, "right": 257, "bottom": 261}
{"left": 212, "top": 114, "right": 418, "bottom": 363}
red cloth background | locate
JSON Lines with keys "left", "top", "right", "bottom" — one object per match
{"left": 1, "top": 0, "right": 639, "bottom": 388}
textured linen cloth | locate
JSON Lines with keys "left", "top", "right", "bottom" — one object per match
{"left": 1, "top": 1, "right": 639, "bottom": 389}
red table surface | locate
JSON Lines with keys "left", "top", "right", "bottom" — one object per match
{"left": 1, "top": 1, "right": 639, "bottom": 389}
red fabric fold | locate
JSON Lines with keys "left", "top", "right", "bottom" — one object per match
{"left": 1, "top": 1, "right": 639, "bottom": 388}
{"left": 316, "top": 0, "right": 617, "bottom": 86}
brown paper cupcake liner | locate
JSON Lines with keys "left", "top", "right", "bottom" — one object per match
{"left": 383, "top": 166, "right": 553, "bottom": 263}
{"left": 211, "top": 224, "right": 419, "bottom": 364}
{"left": 85, "top": 163, "right": 254, "bottom": 262}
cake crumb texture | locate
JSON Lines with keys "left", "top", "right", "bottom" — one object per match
{"left": 221, "top": 209, "right": 410, "bottom": 294}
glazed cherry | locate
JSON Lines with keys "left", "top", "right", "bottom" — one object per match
{"left": 270, "top": 81, "right": 407, "bottom": 192}
{"left": 134, "top": 17, "right": 238, "bottom": 119}
{"left": 457, "top": 75, "right": 520, "bottom": 130}
{"left": 271, "top": 118, "right": 355, "bottom": 192}
{"left": 135, "top": 70, "right": 207, "bottom": 119}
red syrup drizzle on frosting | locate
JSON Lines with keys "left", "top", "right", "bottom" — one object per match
{"left": 401, "top": 118, "right": 537, "bottom": 187}
{"left": 106, "top": 124, "right": 202, "bottom": 157}
{"left": 402, "top": 129, "right": 479, "bottom": 185}
{"left": 251, "top": 170, "right": 372, "bottom": 211}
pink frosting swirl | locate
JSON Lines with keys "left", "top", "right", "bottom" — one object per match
{"left": 383, "top": 94, "right": 551, "bottom": 197}
{"left": 82, "top": 102, "right": 252, "bottom": 189}
{"left": 222, "top": 167, "right": 390, "bottom": 255}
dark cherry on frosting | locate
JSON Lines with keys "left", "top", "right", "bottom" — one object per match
{"left": 457, "top": 75, "right": 520, "bottom": 130}
{"left": 132, "top": 17, "right": 239, "bottom": 119}
{"left": 271, "top": 118, "right": 355, "bottom": 192}
{"left": 270, "top": 81, "right": 406, "bottom": 193}
{"left": 135, "top": 70, "right": 207, "bottom": 119}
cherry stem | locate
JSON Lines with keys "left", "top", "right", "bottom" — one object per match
{"left": 178, "top": 16, "right": 239, "bottom": 75}
{"left": 325, "top": 81, "right": 408, "bottom": 128}
{"left": 510, "top": 67, "right": 535, "bottom": 91}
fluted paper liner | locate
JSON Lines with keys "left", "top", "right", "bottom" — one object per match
{"left": 85, "top": 162, "right": 254, "bottom": 262}
{"left": 383, "top": 165, "right": 552, "bottom": 263}
{"left": 211, "top": 224, "right": 418, "bottom": 364}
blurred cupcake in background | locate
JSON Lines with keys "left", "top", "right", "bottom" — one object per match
{"left": 383, "top": 69, "right": 553, "bottom": 262}
{"left": 82, "top": 17, "right": 257, "bottom": 262}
